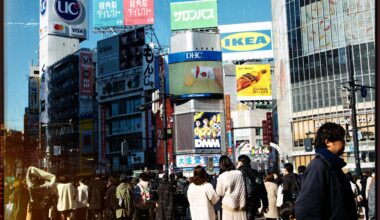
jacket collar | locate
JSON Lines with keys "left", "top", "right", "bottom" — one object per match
{"left": 315, "top": 147, "right": 346, "bottom": 169}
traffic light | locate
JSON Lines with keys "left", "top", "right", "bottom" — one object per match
{"left": 304, "top": 138, "right": 313, "bottom": 152}
{"left": 207, "top": 157, "right": 214, "bottom": 172}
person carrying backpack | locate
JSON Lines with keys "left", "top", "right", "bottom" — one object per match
{"left": 282, "top": 163, "right": 300, "bottom": 203}
{"left": 134, "top": 172, "right": 153, "bottom": 220}
{"left": 237, "top": 154, "right": 269, "bottom": 220}
{"left": 116, "top": 174, "right": 134, "bottom": 220}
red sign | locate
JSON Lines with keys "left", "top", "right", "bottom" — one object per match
{"left": 123, "top": 0, "right": 154, "bottom": 25}
{"left": 227, "top": 147, "right": 232, "bottom": 155}
{"left": 155, "top": 98, "right": 174, "bottom": 165}
{"left": 262, "top": 120, "right": 269, "bottom": 146}
{"left": 79, "top": 52, "right": 93, "bottom": 95}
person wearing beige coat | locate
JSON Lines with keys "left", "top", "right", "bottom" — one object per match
{"left": 264, "top": 172, "right": 280, "bottom": 220}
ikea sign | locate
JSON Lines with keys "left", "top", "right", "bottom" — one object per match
{"left": 221, "top": 30, "right": 272, "bottom": 52}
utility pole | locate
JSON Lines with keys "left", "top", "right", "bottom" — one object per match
{"left": 160, "top": 58, "right": 169, "bottom": 176}
{"left": 346, "top": 45, "right": 361, "bottom": 177}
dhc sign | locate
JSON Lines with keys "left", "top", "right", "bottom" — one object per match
{"left": 221, "top": 30, "right": 272, "bottom": 52}
{"left": 55, "top": 0, "right": 82, "bottom": 23}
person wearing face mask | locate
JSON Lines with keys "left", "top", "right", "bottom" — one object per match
{"left": 294, "top": 122, "right": 357, "bottom": 220}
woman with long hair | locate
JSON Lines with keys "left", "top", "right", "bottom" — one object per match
{"left": 216, "top": 155, "right": 247, "bottom": 220}
{"left": 187, "top": 165, "right": 219, "bottom": 220}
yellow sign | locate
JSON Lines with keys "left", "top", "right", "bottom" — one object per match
{"left": 236, "top": 64, "right": 271, "bottom": 100}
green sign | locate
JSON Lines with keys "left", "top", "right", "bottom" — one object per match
{"left": 170, "top": 0, "right": 218, "bottom": 31}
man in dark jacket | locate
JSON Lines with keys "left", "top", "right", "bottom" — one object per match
{"left": 237, "top": 154, "right": 268, "bottom": 220}
{"left": 295, "top": 122, "right": 357, "bottom": 220}
{"left": 88, "top": 174, "right": 106, "bottom": 220}
{"left": 282, "top": 163, "right": 300, "bottom": 203}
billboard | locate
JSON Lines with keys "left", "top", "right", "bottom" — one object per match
{"left": 119, "top": 27, "right": 145, "bottom": 70}
{"left": 124, "top": 0, "right": 154, "bottom": 25}
{"left": 93, "top": 0, "right": 124, "bottom": 28}
{"left": 93, "top": 0, "right": 154, "bottom": 28}
{"left": 219, "top": 22, "right": 273, "bottom": 61}
{"left": 170, "top": 0, "right": 218, "bottom": 31}
{"left": 39, "top": 0, "right": 88, "bottom": 40}
{"left": 79, "top": 51, "right": 93, "bottom": 96}
{"left": 97, "top": 27, "right": 145, "bottom": 76}
{"left": 194, "top": 112, "right": 221, "bottom": 149}
{"left": 168, "top": 51, "right": 223, "bottom": 97}
{"left": 236, "top": 64, "right": 271, "bottom": 100}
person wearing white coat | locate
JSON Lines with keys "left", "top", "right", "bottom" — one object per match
{"left": 187, "top": 165, "right": 220, "bottom": 220}
{"left": 264, "top": 172, "right": 280, "bottom": 220}
{"left": 56, "top": 176, "right": 77, "bottom": 220}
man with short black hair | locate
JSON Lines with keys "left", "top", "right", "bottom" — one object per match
{"left": 282, "top": 163, "right": 300, "bottom": 203}
{"left": 237, "top": 154, "right": 268, "bottom": 220}
{"left": 295, "top": 122, "right": 357, "bottom": 219}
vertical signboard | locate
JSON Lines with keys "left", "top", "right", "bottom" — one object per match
{"left": 236, "top": 64, "right": 271, "bottom": 100}
{"left": 170, "top": 0, "right": 218, "bottom": 31}
{"left": 266, "top": 112, "right": 273, "bottom": 143}
{"left": 93, "top": 0, "right": 124, "bottom": 28}
{"left": 194, "top": 112, "right": 221, "bottom": 150}
{"left": 79, "top": 51, "right": 93, "bottom": 96}
{"left": 142, "top": 44, "right": 155, "bottom": 90}
{"left": 225, "top": 94, "right": 233, "bottom": 151}
{"left": 29, "top": 77, "right": 39, "bottom": 113}
{"left": 123, "top": 0, "right": 154, "bottom": 25}
{"left": 262, "top": 120, "right": 268, "bottom": 146}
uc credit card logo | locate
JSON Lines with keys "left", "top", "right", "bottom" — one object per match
{"left": 221, "top": 31, "right": 271, "bottom": 52}
{"left": 54, "top": 0, "right": 82, "bottom": 23}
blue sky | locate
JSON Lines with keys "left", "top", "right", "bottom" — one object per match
{"left": 5, "top": 0, "right": 272, "bottom": 131}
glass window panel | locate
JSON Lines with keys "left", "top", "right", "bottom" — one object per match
{"left": 333, "top": 49, "right": 340, "bottom": 76}
{"left": 298, "top": 57, "right": 303, "bottom": 83}
{"left": 290, "top": 1, "right": 296, "bottom": 30}
{"left": 112, "top": 103, "right": 118, "bottom": 116}
{"left": 295, "top": 0, "right": 301, "bottom": 27}
{"left": 360, "top": 43, "right": 369, "bottom": 74}
{"left": 315, "top": 53, "right": 321, "bottom": 79}
{"left": 353, "top": 45, "right": 361, "bottom": 76}
{"left": 367, "top": 42, "right": 375, "bottom": 73}
{"left": 302, "top": 56, "right": 308, "bottom": 82}
{"left": 338, "top": 47, "right": 347, "bottom": 77}
{"left": 326, "top": 50, "right": 333, "bottom": 77}
{"left": 336, "top": 15, "right": 345, "bottom": 48}
{"left": 286, "top": 3, "right": 292, "bottom": 31}
{"left": 119, "top": 100, "right": 126, "bottom": 115}
{"left": 320, "top": 51, "right": 327, "bottom": 77}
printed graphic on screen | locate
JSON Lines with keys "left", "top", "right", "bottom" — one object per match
{"left": 119, "top": 27, "right": 145, "bottom": 70}
{"left": 194, "top": 112, "right": 221, "bottom": 149}
{"left": 236, "top": 64, "right": 271, "bottom": 100}
{"left": 169, "top": 61, "right": 223, "bottom": 96}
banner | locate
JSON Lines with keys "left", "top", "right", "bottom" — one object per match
{"left": 169, "top": 51, "right": 222, "bottom": 64}
{"left": 236, "top": 64, "right": 272, "bottom": 100}
{"left": 142, "top": 44, "right": 155, "bottom": 90}
{"left": 170, "top": 0, "right": 218, "bottom": 31}
{"left": 194, "top": 112, "right": 221, "bottom": 149}
{"left": 123, "top": 0, "right": 154, "bottom": 25}
{"left": 176, "top": 154, "right": 220, "bottom": 168}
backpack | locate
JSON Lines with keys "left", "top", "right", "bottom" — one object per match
{"left": 135, "top": 183, "right": 152, "bottom": 210}
{"left": 240, "top": 169, "right": 256, "bottom": 199}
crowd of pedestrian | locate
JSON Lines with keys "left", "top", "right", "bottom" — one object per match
{"left": 5, "top": 123, "right": 376, "bottom": 220}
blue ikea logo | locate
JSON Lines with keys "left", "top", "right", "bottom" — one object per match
{"left": 221, "top": 30, "right": 272, "bottom": 52}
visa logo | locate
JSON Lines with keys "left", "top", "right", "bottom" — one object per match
{"left": 221, "top": 32, "right": 271, "bottom": 51}
{"left": 71, "top": 27, "right": 84, "bottom": 35}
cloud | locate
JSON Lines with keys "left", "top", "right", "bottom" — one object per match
{"left": 5, "top": 22, "right": 39, "bottom": 27}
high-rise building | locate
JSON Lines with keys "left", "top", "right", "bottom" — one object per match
{"left": 272, "top": 0, "right": 375, "bottom": 170}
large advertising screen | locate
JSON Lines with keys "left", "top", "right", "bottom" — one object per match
{"left": 194, "top": 112, "right": 221, "bottom": 150}
{"left": 97, "top": 27, "right": 145, "bottom": 76}
{"left": 219, "top": 22, "right": 273, "bottom": 61}
{"left": 168, "top": 51, "right": 223, "bottom": 97}
{"left": 39, "top": 0, "right": 88, "bottom": 40}
{"left": 79, "top": 51, "right": 93, "bottom": 96}
{"left": 236, "top": 64, "right": 271, "bottom": 100}
{"left": 170, "top": 0, "right": 218, "bottom": 31}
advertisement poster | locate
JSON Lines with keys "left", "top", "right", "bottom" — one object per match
{"left": 93, "top": 0, "right": 124, "bottom": 28}
{"left": 123, "top": 0, "right": 154, "bottom": 25}
{"left": 194, "top": 112, "right": 221, "bottom": 149}
{"left": 235, "top": 64, "right": 271, "bottom": 100}
{"left": 170, "top": 0, "right": 218, "bottom": 31}
{"left": 176, "top": 154, "right": 220, "bottom": 168}
{"left": 97, "top": 36, "right": 120, "bottom": 76}
{"left": 169, "top": 61, "right": 223, "bottom": 96}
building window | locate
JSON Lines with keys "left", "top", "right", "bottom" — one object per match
{"left": 256, "top": 128, "right": 261, "bottom": 136}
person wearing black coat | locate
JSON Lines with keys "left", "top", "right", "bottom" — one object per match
{"left": 237, "top": 154, "right": 269, "bottom": 220}
{"left": 281, "top": 163, "right": 300, "bottom": 203}
{"left": 295, "top": 122, "right": 357, "bottom": 220}
{"left": 88, "top": 175, "right": 107, "bottom": 220}
{"left": 104, "top": 176, "right": 119, "bottom": 220}
{"left": 155, "top": 174, "right": 175, "bottom": 220}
